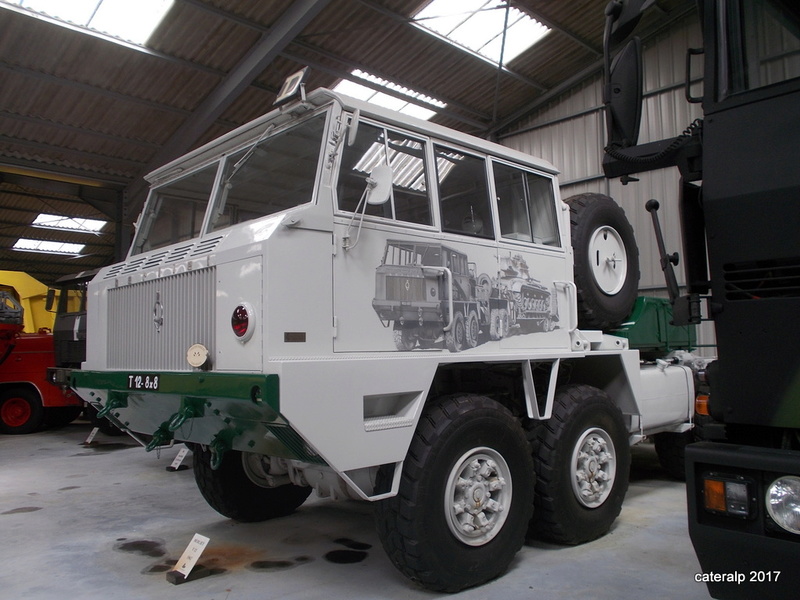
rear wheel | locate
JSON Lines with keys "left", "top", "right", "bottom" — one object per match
{"left": 193, "top": 448, "right": 311, "bottom": 522}
{"left": 375, "top": 395, "right": 535, "bottom": 592}
{"left": 0, "top": 388, "right": 44, "bottom": 434}
{"left": 528, "top": 384, "right": 630, "bottom": 544}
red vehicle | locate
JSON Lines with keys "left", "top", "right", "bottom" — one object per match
{"left": 0, "top": 288, "right": 83, "bottom": 434}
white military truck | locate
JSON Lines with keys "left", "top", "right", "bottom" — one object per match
{"left": 72, "top": 79, "right": 700, "bottom": 592}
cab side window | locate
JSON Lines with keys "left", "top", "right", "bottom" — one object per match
{"left": 337, "top": 121, "right": 431, "bottom": 226}
{"left": 494, "top": 162, "right": 560, "bottom": 247}
{"left": 435, "top": 146, "right": 494, "bottom": 239}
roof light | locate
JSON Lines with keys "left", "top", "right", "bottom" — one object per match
{"left": 13, "top": 238, "right": 85, "bottom": 255}
{"left": 32, "top": 213, "right": 107, "bottom": 233}
{"left": 1, "top": 0, "right": 174, "bottom": 47}
{"left": 334, "top": 70, "right": 447, "bottom": 120}
{"left": 412, "top": 0, "right": 550, "bottom": 66}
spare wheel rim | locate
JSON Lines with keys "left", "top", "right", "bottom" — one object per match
{"left": 588, "top": 226, "right": 627, "bottom": 295}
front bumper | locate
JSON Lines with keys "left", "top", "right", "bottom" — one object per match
{"left": 686, "top": 441, "right": 800, "bottom": 599}
{"left": 71, "top": 370, "right": 325, "bottom": 465}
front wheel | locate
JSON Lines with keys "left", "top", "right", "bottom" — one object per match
{"left": 193, "top": 448, "right": 311, "bottom": 522}
{"left": 0, "top": 388, "right": 44, "bottom": 434}
{"left": 528, "top": 384, "right": 630, "bottom": 545}
{"left": 375, "top": 395, "right": 535, "bottom": 592}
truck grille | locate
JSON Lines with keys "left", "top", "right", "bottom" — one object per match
{"left": 107, "top": 267, "right": 215, "bottom": 370}
{"left": 386, "top": 276, "right": 426, "bottom": 302}
{"left": 723, "top": 257, "right": 800, "bottom": 300}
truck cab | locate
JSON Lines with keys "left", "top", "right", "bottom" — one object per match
{"left": 71, "top": 82, "right": 699, "bottom": 592}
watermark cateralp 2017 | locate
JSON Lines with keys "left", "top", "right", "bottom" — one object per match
{"left": 695, "top": 571, "right": 781, "bottom": 584}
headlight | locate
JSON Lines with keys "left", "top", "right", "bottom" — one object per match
{"left": 766, "top": 476, "right": 800, "bottom": 535}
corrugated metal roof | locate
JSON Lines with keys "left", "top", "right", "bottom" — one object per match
{"left": 0, "top": 0, "right": 695, "bottom": 283}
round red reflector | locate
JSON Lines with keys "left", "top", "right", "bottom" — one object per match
{"left": 231, "top": 305, "right": 250, "bottom": 338}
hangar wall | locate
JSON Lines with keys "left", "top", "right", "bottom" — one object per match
{"left": 500, "top": 13, "right": 715, "bottom": 355}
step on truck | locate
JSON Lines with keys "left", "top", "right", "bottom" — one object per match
{"left": 71, "top": 73, "right": 702, "bottom": 592}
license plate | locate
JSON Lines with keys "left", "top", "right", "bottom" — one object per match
{"left": 126, "top": 373, "right": 161, "bottom": 391}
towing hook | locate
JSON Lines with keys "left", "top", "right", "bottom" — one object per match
{"left": 145, "top": 424, "right": 173, "bottom": 452}
{"left": 167, "top": 398, "right": 205, "bottom": 432}
{"left": 208, "top": 431, "right": 236, "bottom": 470}
{"left": 96, "top": 393, "right": 127, "bottom": 419}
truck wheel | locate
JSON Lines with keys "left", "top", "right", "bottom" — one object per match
{"left": 0, "top": 388, "right": 44, "bottom": 434}
{"left": 445, "top": 311, "right": 466, "bottom": 352}
{"left": 565, "top": 193, "right": 639, "bottom": 330}
{"left": 393, "top": 324, "right": 416, "bottom": 351}
{"left": 193, "top": 447, "right": 311, "bottom": 522}
{"left": 465, "top": 310, "right": 480, "bottom": 348}
{"left": 653, "top": 430, "right": 693, "bottom": 480}
{"left": 529, "top": 384, "right": 630, "bottom": 545}
{"left": 374, "top": 395, "right": 535, "bottom": 592}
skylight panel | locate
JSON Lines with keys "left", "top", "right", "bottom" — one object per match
{"left": 333, "top": 70, "right": 447, "bottom": 121}
{"left": 32, "top": 213, "right": 107, "bottom": 233}
{"left": 13, "top": 238, "right": 85, "bottom": 255}
{"left": 412, "top": 1, "right": 550, "bottom": 65}
{"left": 1, "top": 0, "right": 174, "bottom": 46}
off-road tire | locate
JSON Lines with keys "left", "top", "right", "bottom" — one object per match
{"left": 566, "top": 193, "right": 639, "bottom": 330}
{"left": 374, "top": 395, "right": 535, "bottom": 592}
{"left": 528, "top": 384, "right": 630, "bottom": 545}
{"left": 194, "top": 448, "right": 311, "bottom": 522}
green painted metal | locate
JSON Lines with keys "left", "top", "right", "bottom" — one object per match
{"left": 69, "top": 370, "right": 328, "bottom": 465}
{"left": 612, "top": 296, "right": 697, "bottom": 356}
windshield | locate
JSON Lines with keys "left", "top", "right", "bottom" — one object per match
{"left": 131, "top": 111, "right": 327, "bottom": 255}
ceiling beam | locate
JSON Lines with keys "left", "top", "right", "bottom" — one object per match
{"left": 122, "top": 0, "right": 332, "bottom": 219}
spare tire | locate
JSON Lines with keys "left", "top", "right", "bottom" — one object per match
{"left": 565, "top": 193, "right": 639, "bottom": 330}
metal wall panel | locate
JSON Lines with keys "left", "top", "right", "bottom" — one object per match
{"left": 500, "top": 14, "right": 715, "bottom": 354}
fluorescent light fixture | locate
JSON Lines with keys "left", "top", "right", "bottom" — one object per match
{"left": 412, "top": 0, "right": 550, "bottom": 65}
{"left": 334, "top": 70, "right": 447, "bottom": 120}
{"left": 0, "top": 0, "right": 174, "bottom": 46}
{"left": 32, "top": 213, "right": 107, "bottom": 233}
{"left": 13, "top": 238, "right": 85, "bottom": 255}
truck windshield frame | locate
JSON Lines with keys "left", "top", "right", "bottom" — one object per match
{"left": 717, "top": 0, "right": 800, "bottom": 102}
{"left": 131, "top": 110, "right": 330, "bottom": 256}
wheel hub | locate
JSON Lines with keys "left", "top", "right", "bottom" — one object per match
{"left": 588, "top": 225, "right": 627, "bottom": 295}
{"left": 571, "top": 428, "right": 616, "bottom": 508}
{"left": 1, "top": 397, "right": 31, "bottom": 428}
{"left": 446, "top": 448, "right": 512, "bottom": 546}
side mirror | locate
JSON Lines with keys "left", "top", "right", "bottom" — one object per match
{"left": 347, "top": 109, "right": 360, "bottom": 146}
{"left": 365, "top": 163, "right": 393, "bottom": 206}
{"left": 605, "top": 37, "right": 643, "bottom": 148}
{"left": 342, "top": 164, "right": 393, "bottom": 250}
{"left": 605, "top": 0, "right": 655, "bottom": 48}
{"left": 45, "top": 288, "right": 56, "bottom": 312}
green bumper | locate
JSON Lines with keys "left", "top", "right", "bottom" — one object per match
{"left": 71, "top": 370, "right": 325, "bottom": 465}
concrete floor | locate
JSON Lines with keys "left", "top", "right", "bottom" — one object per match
{"left": 0, "top": 419, "right": 713, "bottom": 600}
